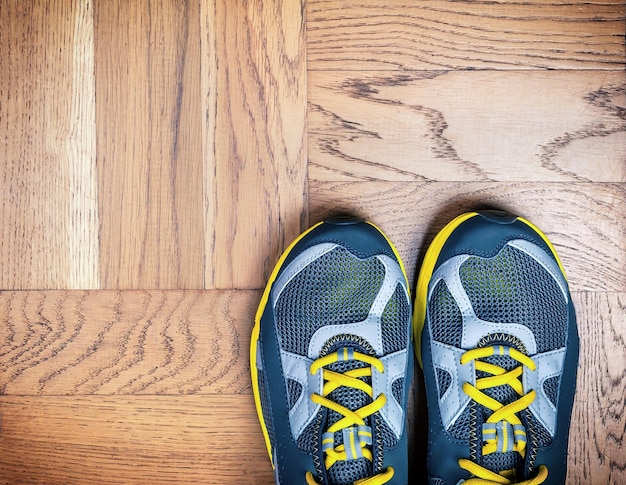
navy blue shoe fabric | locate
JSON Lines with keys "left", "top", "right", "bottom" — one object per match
{"left": 252, "top": 220, "right": 414, "bottom": 485}
{"left": 414, "top": 211, "right": 579, "bottom": 485}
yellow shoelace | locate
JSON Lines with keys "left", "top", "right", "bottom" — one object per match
{"left": 304, "top": 348, "right": 394, "bottom": 485}
{"left": 458, "top": 345, "right": 547, "bottom": 485}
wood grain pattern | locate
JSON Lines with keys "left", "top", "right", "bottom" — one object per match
{"left": 310, "top": 181, "right": 626, "bottom": 292}
{"left": 0, "top": 0, "right": 624, "bottom": 483}
{"left": 309, "top": 71, "right": 626, "bottom": 182}
{"left": 568, "top": 292, "right": 626, "bottom": 485}
{"left": 307, "top": 0, "right": 626, "bottom": 71}
{"left": 0, "top": 291, "right": 622, "bottom": 484}
{"left": 0, "top": 0, "right": 99, "bottom": 290}
{"left": 0, "top": 290, "right": 258, "bottom": 396}
{"left": 94, "top": 0, "right": 205, "bottom": 289}
{"left": 203, "top": 0, "right": 308, "bottom": 289}
{"left": 0, "top": 395, "right": 274, "bottom": 484}
{"left": 1, "top": 0, "right": 309, "bottom": 291}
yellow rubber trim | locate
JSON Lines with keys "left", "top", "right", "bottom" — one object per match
{"left": 517, "top": 217, "right": 567, "bottom": 278}
{"left": 413, "top": 212, "right": 479, "bottom": 367}
{"left": 250, "top": 221, "right": 324, "bottom": 466}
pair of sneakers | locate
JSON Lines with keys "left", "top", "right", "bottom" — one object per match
{"left": 251, "top": 211, "right": 579, "bottom": 485}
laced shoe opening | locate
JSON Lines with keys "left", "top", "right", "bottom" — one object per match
{"left": 304, "top": 343, "right": 394, "bottom": 485}
{"left": 458, "top": 342, "right": 548, "bottom": 485}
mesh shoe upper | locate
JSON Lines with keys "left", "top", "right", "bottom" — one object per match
{"left": 253, "top": 221, "right": 413, "bottom": 485}
{"left": 418, "top": 212, "right": 579, "bottom": 485}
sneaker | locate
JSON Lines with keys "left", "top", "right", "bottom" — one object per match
{"left": 251, "top": 219, "right": 414, "bottom": 485}
{"left": 414, "top": 211, "right": 579, "bottom": 485}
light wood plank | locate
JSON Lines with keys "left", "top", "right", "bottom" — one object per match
{"left": 0, "top": 395, "right": 274, "bottom": 484}
{"left": 0, "top": 0, "right": 99, "bottom": 290}
{"left": 310, "top": 181, "right": 626, "bottom": 292}
{"left": 307, "top": 0, "right": 626, "bottom": 71}
{"left": 202, "top": 0, "right": 308, "bottom": 289}
{"left": 568, "top": 292, "right": 626, "bottom": 485}
{"left": 309, "top": 71, "right": 626, "bottom": 182}
{"left": 94, "top": 0, "right": 204, "bottom": 289}
{"left": 0, "top": 290, "right": 258, "bottom": 396}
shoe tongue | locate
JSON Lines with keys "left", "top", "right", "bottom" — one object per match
{"left": 475, "top": 338, "right": 525, "bottom": 477}
{"left": 321, "top": 336, "right": 376, "bottom": 485}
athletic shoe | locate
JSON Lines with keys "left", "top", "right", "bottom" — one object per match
{"left": 251, "top": 219, "right": 414, "bottom": 485}
{"left": 414, "top": 211, "right": 579, "bottom": 485}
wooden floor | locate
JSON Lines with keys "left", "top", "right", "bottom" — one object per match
{"left": 0, "top": 1, "right": 624, "bottom": 483}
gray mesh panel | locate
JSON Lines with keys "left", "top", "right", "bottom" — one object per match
{"left": 459, "top": 246, "right": 568, "bottom": 353}
{"left": 436, "top": 367, "right": 452, "bottom": 398}
{"left": 542, "top": 375, "right": 560, "bottom": 407}
{"left": 297, "top": 413, "right": 321, "bottom": 453}
{"left": 328, "top": 458, "right": 371, "bottom": 485}
{"left": 273, "top": 246, "right": 407, "bottom": 484}
{"left": 275, "top": 247, "right": 385, "bottom": 355}
{"left": 381, "top": 284, "right": 410, "bottom": 354}
{"left": 287, "top": 378, "right": 303, "bottom": 410}
{"left": 433, "top": 244, "right": 566, "bottom": 479}
{"left": 428, "top": 280, "right": 463, "bottom": 346}
{"left": 375, "top": 414, "right": 400, "bottom": 448}
{"left": 258, "top": 369, "right": 276, "bottom": 448}
{"left": 448, "top": 404, "right": 471, "bottom": 440}
{"left": 526, "top": 409, "right": 553, "bottom": 446}
{"left": 483, "top": 451, "right": 522, "bottom": 476}
{"left": 391, "top": 377, "right": 404, "bottom": 406}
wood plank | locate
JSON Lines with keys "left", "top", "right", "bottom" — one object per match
{"left": 94, "top": 0, "right": 204, "bottom": 289}
{"left": 308, "top": 71, "right": 626, "bottom": 183}
{"left": 202, "top": 0, "right": 308, "bottom": 289}
{"left": 307, "top": 0, "right": 626, "bottom": 71}
{"left": 0, "top": 290, "right": 258, "bottom": 396}
{"left": 0, "top": 395, "right": 274, "bottom": 484}
{"left": 310, "top": 181, "right": 626, "bottom": 292}
{"left": 568, "top": 292, "right": 626, "bottom": 485}
{"left": 0, "top": 0, "right": 99, "bottom": 290}
{"left": 0, "top": 291, "right": 621, "bottom": 483}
